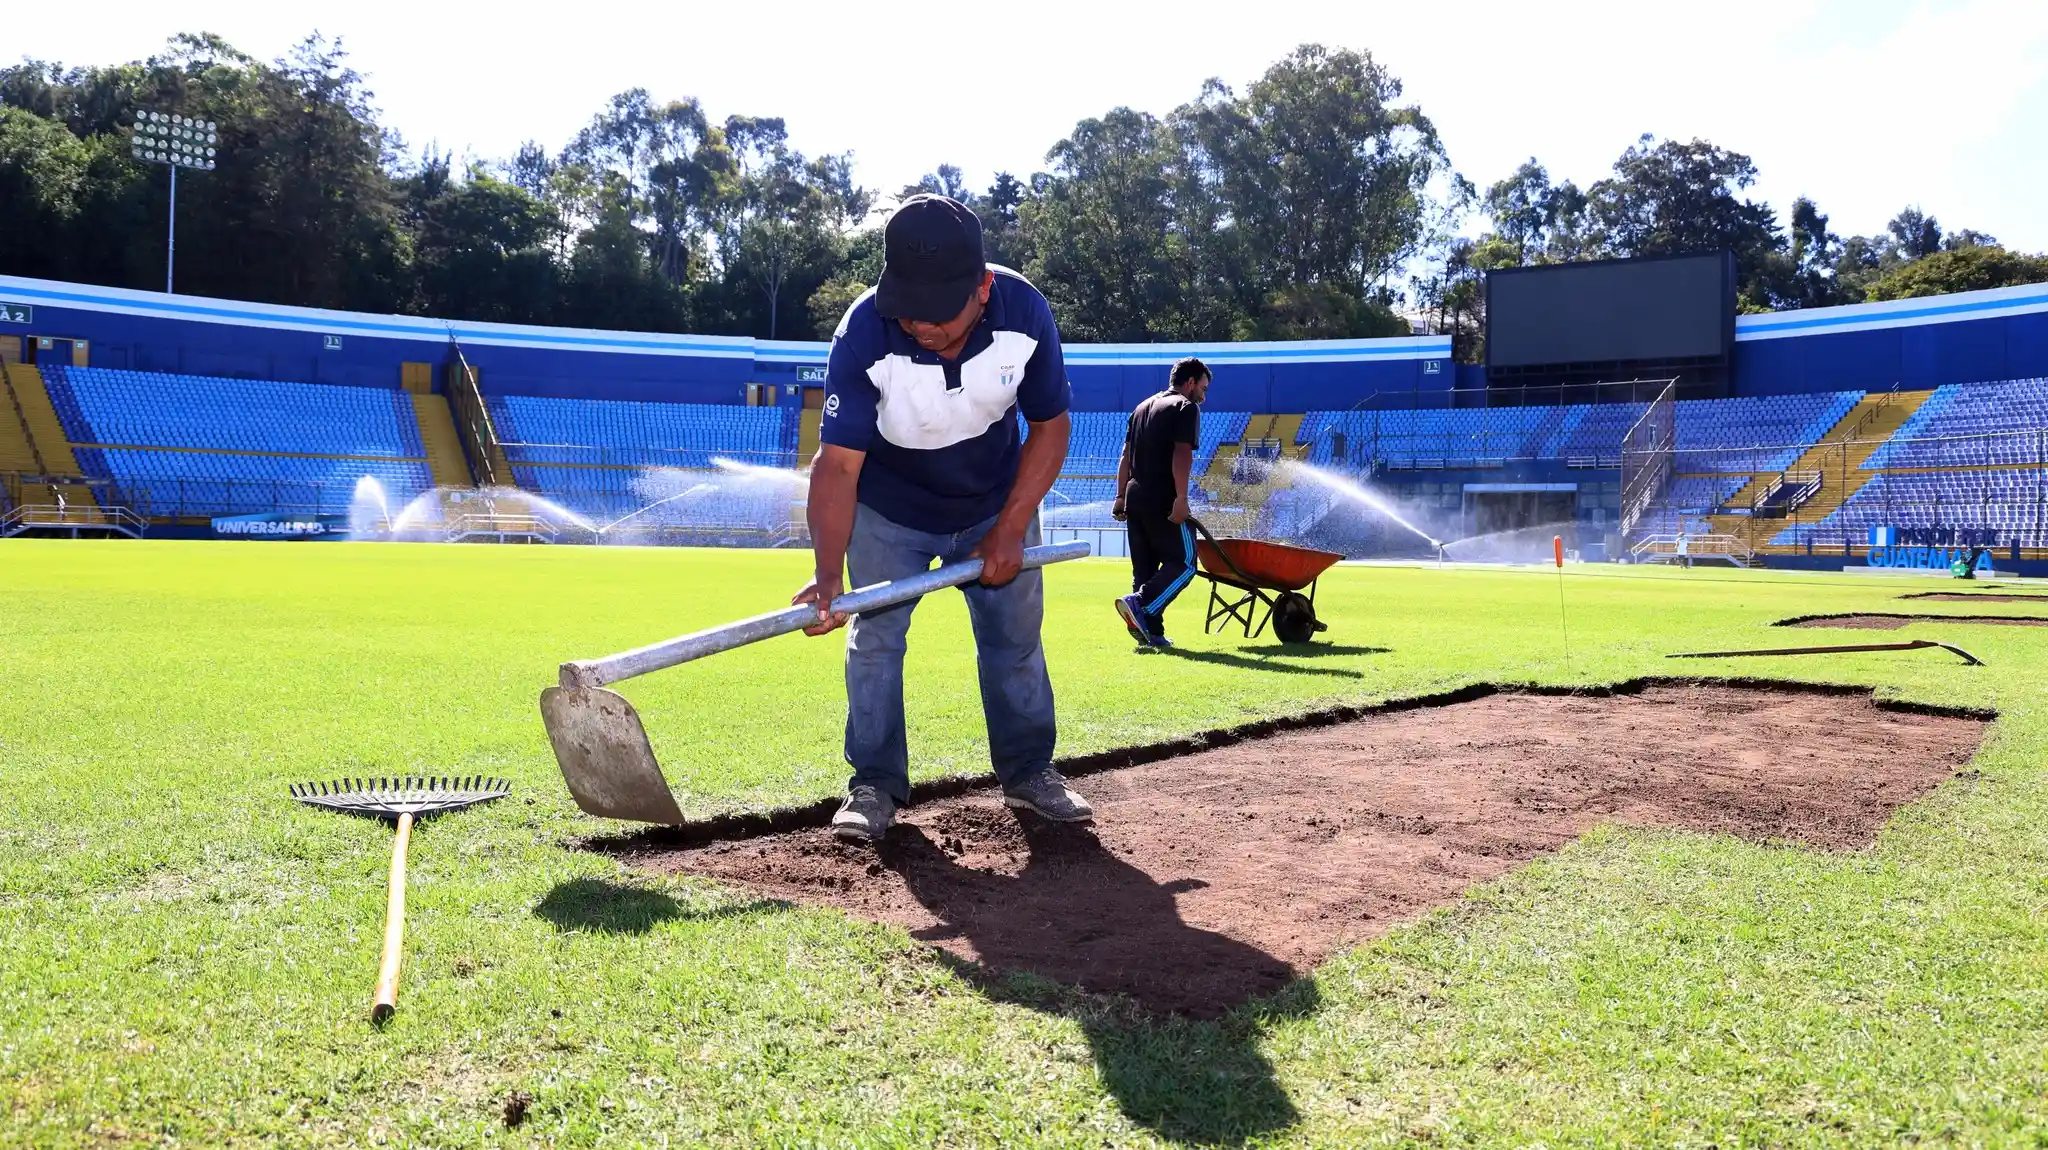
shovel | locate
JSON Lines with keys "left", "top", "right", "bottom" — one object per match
{"left": 541, "top": 539, "right": 1092, "bottom": 825}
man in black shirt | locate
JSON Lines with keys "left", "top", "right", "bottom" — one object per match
{"left": 1111, "top": 357, "right": 1210, "bottom": 648}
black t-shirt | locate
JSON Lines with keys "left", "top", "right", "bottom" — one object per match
{"left": 1123, "top": 390, "right": 1200, "bottom": 515}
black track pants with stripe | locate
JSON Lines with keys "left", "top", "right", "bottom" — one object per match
{"left": 1127, "top": 514, "right": 1196, "bottom": 633}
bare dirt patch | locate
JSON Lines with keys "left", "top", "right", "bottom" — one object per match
{"left": 1780, "top": 613, "right": 2048, "bottom": 630}
{"left": 1903, "top": 592, "right": 2048, "bottom": 604}
{"left": 620, "top": 684, "right": 1985, "bottom": 1017}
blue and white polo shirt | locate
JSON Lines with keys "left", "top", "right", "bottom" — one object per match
{"left": 820, "top": 267, "right": 1071, "bottom": 534}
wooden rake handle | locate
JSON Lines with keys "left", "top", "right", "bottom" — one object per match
{"left": 371, "top": 812, "right": 414, "bottom": 1023}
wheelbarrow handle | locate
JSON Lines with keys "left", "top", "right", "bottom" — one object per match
{"left": 1183, "top": 516, "right": 1256, "bottom": 587}
{"left": 559, "top": 539, "right": 1092, "bottom": 689}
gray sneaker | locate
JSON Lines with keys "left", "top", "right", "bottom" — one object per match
{"left": 831, "top": 785, "right": 897, "bottom": 844}
{"left": 1002, "top": 768, "right": 1095, "bottom": 822}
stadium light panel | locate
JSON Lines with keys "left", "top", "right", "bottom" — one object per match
{"left": 132, "top": 110, "right": 218, "bottom": 170}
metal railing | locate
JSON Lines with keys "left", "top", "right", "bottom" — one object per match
{"left": 24, "top": 477, "right": 384, "bottom": 520}
{"left": 441, "top": 510, "right": 568, "bottom": 543}
{"left": 1629, "top": 533, "right": 1756, "bottom": 566}
{"left": 0, "top": 502, "right": 148, "bottom": 537}
{"left": 493, "top": 443, "right": 804, "bottom": 470}
{"left": 445, "top": 345, "right": 503, "bottom": 488}
{"left": 1748, "top": 470, "right": 1821, "bottom": 517}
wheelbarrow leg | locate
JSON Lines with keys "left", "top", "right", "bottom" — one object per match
{"left": 1250, "top": 589, "right": 1277, "bottom": 640}
{"left": 1207, "top": 582, "right": 1260, "bottom": 638}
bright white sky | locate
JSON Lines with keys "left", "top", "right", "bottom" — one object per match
{"left": 13, "top": 0, "right": 2047, "bottom": 251}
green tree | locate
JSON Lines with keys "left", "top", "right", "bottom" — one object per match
{"left": 805, "top": 228, "right": 883, "bottom": 338}
{"left": 900, "top": 163, "right": 973, "bottom": 204}
{"left": 1191, "top": 45, "right": 1445, "bottom": 298}
{"left": 1582, "top": 135, "right": 1784, "bottom": 306}
{"left": 1483, "top": 159, "right": 1574, "bottom": 265}
{"left": 1019, "top": 107, "right": 1182, "bottom": 342}
{"left": 563, "top": 90, "right": 730, "bottom": 288}
{"left": 1019, "top": 45, "right": 1449, "bottom": 343}
{"left": 557, "top": 172, "right": 691, "bottom": 332}
{"left": 980, "top": 171, "right": 1029, "bottom": 268}
{"left": 1768, "top": 195, "right": 1861, "bottom": 308}
{"left": 805, "top": 278, "right": 868, "bottom": 338}
{"left": 713, "top": 119, "right": 870, "bottom": 339}
{"left": 1886, "top": 206, "right": 1942, "bottom": 260}
{"left": 1410, "top": 222, "right": 1513, "bottom": 362}
{"left": 1235, "top": 281, "right": 1409, "bottom": 341}
{"left": 0, "top": 106, "right": 95, "bottom": 277}
{"left": 1867, "top": 245, "right": 2048, "bottom": 301}
{"left": 0, "top": 34, "right": 416, "bottom": 311}
{"left": 403, "top": 159, "right": 561, "bottom": 323}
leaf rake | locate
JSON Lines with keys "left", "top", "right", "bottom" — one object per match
{"left": 289, "top": 775, "right": 511, "bottom": 1023}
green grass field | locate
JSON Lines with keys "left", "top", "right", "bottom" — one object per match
{"left": 4, "top": 539, "right": 2047, "bottom": 1147}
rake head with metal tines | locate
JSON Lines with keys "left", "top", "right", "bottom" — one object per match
{"left": 290, "top": 775, "right": 512, "bottom": 821}
{"left": 290, "top": 774, "right": 510, "bottom": 1023}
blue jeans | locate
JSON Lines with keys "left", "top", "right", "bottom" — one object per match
{"left": 843, "top": 504, "right": 1057, "bottom": 802}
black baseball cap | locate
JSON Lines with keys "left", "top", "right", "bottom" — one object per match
{"left": 875, "top": 194, "right": 986, "bottom": 323}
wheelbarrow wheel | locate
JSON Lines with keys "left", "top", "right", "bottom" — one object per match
{"left": 1271, "top": 591, "right": 1325, "bottom": 644}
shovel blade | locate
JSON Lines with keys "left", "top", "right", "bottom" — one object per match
{"left": 539, "top": 686, "right": 686, "bottom": 824}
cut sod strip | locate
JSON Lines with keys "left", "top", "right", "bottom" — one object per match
{"left": 618, "top": 683, "right": 1986, "bottom": 1019}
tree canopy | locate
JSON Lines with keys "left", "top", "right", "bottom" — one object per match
{"left": 1, "top": 35, "right": 2039, "bottom": 348}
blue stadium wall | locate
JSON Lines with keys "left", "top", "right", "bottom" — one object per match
{"left": 0, "top": 275, "right": 1452, "bottom": 411}
{"left": 3, "top": 274, "right": 2044, "bottom": 409}
{"left": 1731, "top": 282, "right": 2048, "bottom": 394}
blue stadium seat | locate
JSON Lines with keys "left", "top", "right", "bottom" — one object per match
{"left": 1862, "top": 379, "right": 2048, "bottom": 470}
{"left": 1773, "top": 467, "right": 2047, "bottom": 549}
{"left": 42, "top": 365, "right": 433, "bottom": 516}
{"left": 488, "top": 395, "right": 800, "bottom": 470}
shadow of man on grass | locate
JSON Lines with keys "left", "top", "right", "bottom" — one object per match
{"left": 877, "top": 811, "right": 1317, "bottom": 1145}
{"left": 533, "top": 876, "right": 784, "bottom": 935}
{"left": 1149, "top": 645, "right": 1386, "bottom": 678}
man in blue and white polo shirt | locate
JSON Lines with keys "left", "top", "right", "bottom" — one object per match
{"left": 793, "top": 194, "right": 1095, "bottom": 844}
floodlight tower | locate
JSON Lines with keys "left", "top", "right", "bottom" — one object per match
{"left": 129, "top": 111, "right": 217, "bottom": 294}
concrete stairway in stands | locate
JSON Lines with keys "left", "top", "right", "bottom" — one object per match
{"left": 410, "top": 393, "right": 476, "bottom": 488}
{"left": 1, "top": 361, "right": 101, "bottom": 516}
{"left": 0, "top": 373, "right": 40, "bottom": 487}
{"left": 797, "top": 405, "right": 822, "bottom": 464}
{"left": 1709, "top": 389, "right": 1934, "bottom": 549}
{"left": 1199, "top": 414, "right": 1305, "bottom": 526}
{"left": 1205, "top": 413, "right": 1298, "bottom": 481}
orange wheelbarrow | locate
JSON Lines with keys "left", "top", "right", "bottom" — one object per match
{"left": 1188, "top": 518, "right": 1342, "bottom": 643}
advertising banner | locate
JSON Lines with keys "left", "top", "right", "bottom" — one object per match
{"left": 1867, "top": 527, "right": 1996, "bottom": 572}
{"left": 211, "top": 512, "right": 351, "bottom": 540}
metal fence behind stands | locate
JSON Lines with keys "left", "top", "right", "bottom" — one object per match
{"left": 1618, "top": 381, "right": 1676, "bottom": 545}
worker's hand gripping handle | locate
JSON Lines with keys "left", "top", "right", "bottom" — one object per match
{"left": 558, "top": 540, "right": 1092, "bottom": 690}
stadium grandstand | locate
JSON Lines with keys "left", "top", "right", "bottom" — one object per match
{"left": 2, "top": 271, "right": 2045, "bottom": 571}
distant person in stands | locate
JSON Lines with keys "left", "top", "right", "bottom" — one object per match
{"left": 1112, "top": 357, "right": 1210, "bottom": 648}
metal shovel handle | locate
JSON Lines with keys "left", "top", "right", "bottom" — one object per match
{"left": 559, "top": 539, "right": 1092, "bottom": 689}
